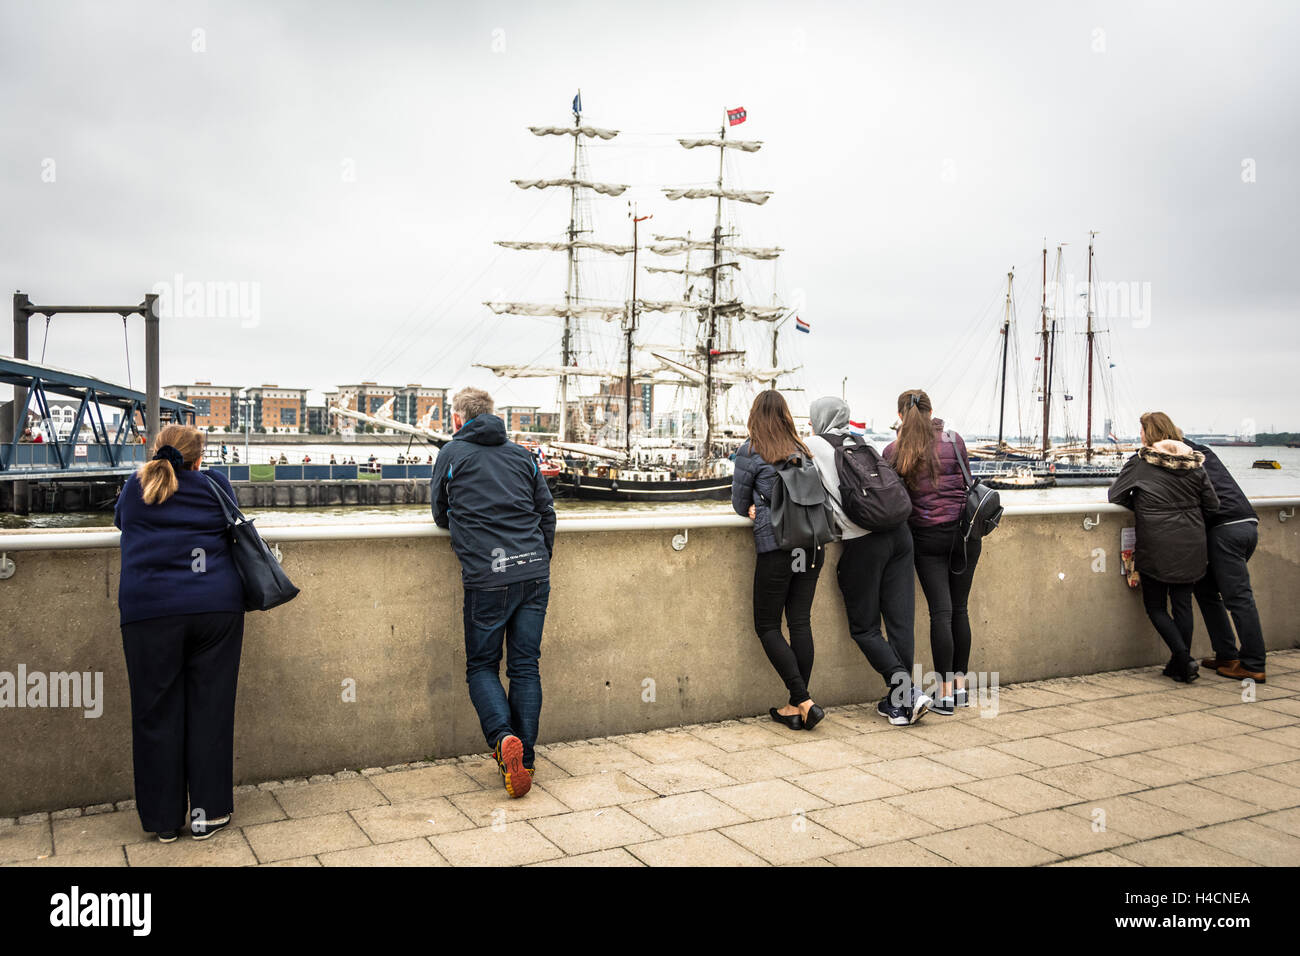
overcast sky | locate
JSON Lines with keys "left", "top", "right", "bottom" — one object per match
{"left": 2, "top": 0, "right": 1297, "bottom": 437}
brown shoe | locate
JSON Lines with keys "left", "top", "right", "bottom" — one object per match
{"left": 1216, "top": 660, "right": 1265, "bottom": 683}
{"left": 1201, "top": 657, "right": 1237, "bottom": 670}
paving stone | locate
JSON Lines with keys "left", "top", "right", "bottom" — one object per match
{"left": 709, "top": 779, "right": 830, "bottom": 819}
{"left": 914, "top": 823, "right": 1060, "bottom": 866}
{"left": 1062, "top": 795, "right": 1193, "bottom": 841}
{"left": 772, "top": 738, "right": 883, "bottom": 771}
{"left": 233, "top": 788, "right": 288, "bottom": 827}
{"left": 687, "top": 722, "right": 792, "bottom": 752}
{"left": 624, "top": 791, "right": 749, "bottom": 837}
{"left": 849, "top": 730, "right": 944, "bottom": 760}
{"left": 927, "top": 745, "right": 1040, "bottom": 779}
{"left": 126, "top": 829, "right": 258, "bottom": 867}
{"left": 1185, "top": 819, "right": 1300, "bottom": 866}
{"left": 1025, "top": 763, "right": 1143, "bottom": 801}
{"left": 1189, "top": 772, "right": 1300, "bottom": 812}
{"left": 349, "top": 797, "right": 476, "bottom": 842}
{"left": 718, "top": 815, "right": 857, "bottom": 865}
{"left": 0, "top": 822, "right": 54, "bottom": 864}
{"left": 537, "top": 771, "right": 656, "bottom": 812}
{"left": 1112, "top": 834, "right": 1258, "bottom": 867}
{"left": 619, "top": 732, "right": 727, "bottom": 764}
{"left": 542, "top": 741, "right": 649, "bottom": 776}
{"left": 992, "top": 808, "right": 1130, "bottom": 857}
{"left": 1251, "top": 807, "right": 1300, "bottom": 838}
{"left": 447, "top": 785, "right": 572, "bottom": 828}
{"left": 955, "top": 775, "right": 1077, "bottom": 814}
{"left": 991, "top": 737, "right": 1099, "bottom": 768}
{"left": 862, "top": 756, "right": 977, "bottom": 791}
{"left": 369, "top": 765, "right": 480, "bottom": 803}
{"left": 430, "top": 822, "right": 563, "bottom": 867}
{"left": 528, "top": 847, "right": 644, "bottom": 867}
{"left": 1047, "top": 727, "right": 1153, "bottom": 757}
{"left": 273, "top": 778, "right": 388, "bottom": 819}
{"left": 1132, "top": 783, "right": 1265, "bottom": 826}
{"left": 318, "top": 838, "right": 450, "bottom": 867}
{"left": 786, "top": 767, "right": 906, "bottom": 805}
{"left": 885, "top": 787, "right": 1013, "bottom": 830}
{"left": 627, "top": 830, "right": 768, "bottom": 867}
{"left": 624, "top": 759, "right": 737, "bottom": 795}
{"left": 826, "top": 840, "right": 951, "bottom": 867}
{"left": 242, "top": 812, "right": 371, "bottom": 863}
{"left": 4, "top": 846, "right": 127, "bottom": 867}
{"left": 808, "top": 800, "right": 938, "bottom": 847}
{"left": 52, "top": 811, "right": 149, "bottom": 856}
{"left": 530, "top": 806, "right": 660, "bottom": 854}
{"left": 700, "top": 748, "right": 812, "bottom": 783}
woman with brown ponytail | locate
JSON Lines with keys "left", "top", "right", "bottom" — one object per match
{"left": 114, "top": 424, "right": 246, "bottom": 843}
{"left": 883, "top": 389, "right": 979, "bottom": 715}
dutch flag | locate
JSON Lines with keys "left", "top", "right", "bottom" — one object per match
{"left": 795, "top": 316, "right": 810, "bottom": 334}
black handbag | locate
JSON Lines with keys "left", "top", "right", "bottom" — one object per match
{"left": 950, "top": 435, "right": 1003, "bottom": 574}
{"left": 203, "top": 473, "right": 300, "bottom": 611}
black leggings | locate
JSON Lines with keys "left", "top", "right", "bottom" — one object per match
{"left": 120, "top": 611, "right": 245, "bottom": 833}
{"left": 912, "top": 521, "right": 980, "bottom": 680}
{"left": 753, "top": 548, "right": 822, "bottom": 706}
{"left": 1141, "top": 577, "right": 1195, "bottom": 663}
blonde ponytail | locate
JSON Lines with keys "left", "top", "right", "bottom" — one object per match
{"left": 138, "top": 424, "right": 205, "bottom": 505}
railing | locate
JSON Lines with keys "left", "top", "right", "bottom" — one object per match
{"left": 1, "top": 496, "right": 1297, "bottom": 554}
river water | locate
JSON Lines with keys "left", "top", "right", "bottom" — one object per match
{"left": 5, "top": 446, "right": 1297, "bottom": 530}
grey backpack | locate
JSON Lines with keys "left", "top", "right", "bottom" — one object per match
{"left": 767, "top": 456, "right": 837, "bottom": 559}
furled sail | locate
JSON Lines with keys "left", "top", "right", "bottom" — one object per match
{"left": 529, "top": 125, "right": 619, "bottom": 140}
{"left": 497, "top": 239, "right": 634, "bottom": 256}
{"left": 677, "top": 137, "right": 762, "bottom": 152}
{"left": 662, "top": 186, "right": 772, "bottom": 205}
{"left": 649, "top": 236, "right": 783, "bottom": 260}
{"left": 514, "top": 178, "right": 628, "bottom": 197}
{"left": 484, "top": 301, "right": 626, "bottom": 322}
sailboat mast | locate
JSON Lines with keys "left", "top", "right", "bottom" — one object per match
{"left": 1085, "top": 230, "right": 1096, "bottom": 462}
{"left": 998, "top": 268, "right": 1013, "bottom": 449}
{"left": 1040, "top": 243, "right": 1049, "bottom": 457}
{"left": 560, "top": 95, "right": 581, "bottom": 444}
{"left": 705, "top": 115, "right": 725, "bottom": 457}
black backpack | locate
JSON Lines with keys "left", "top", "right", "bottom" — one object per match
{"left": 823, "top": 433, "right": 912, "bottom": 531}
{"left": 766, "top": 455, "right": 836, "bottom": 560}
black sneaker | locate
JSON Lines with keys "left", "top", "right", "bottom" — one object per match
{"left": 876, "top": 697, "right": 911, "bottom": 726}
{"left": 191, "top": 814, "right": 232, "bottom": 841}
{"left": 156, "top": 830, "right": 179, "bottom": 844}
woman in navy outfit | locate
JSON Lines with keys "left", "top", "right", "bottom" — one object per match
{"left": 115, "top": 424, "right": 245, "bottom": 843}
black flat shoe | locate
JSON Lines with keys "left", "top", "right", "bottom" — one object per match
{"left": 769, "top": 707, "right": 803, "bottom": 730}
{"left": 802, "top": 703, "right": 825, "bottom": 732}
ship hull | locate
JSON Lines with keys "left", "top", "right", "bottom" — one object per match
{"left": 560, "top": 472, "right": 731, "bottom": 502}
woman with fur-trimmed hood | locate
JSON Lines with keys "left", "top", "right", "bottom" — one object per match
{"left": 1109, "top": 411, "right": 1220, "bottom": 683}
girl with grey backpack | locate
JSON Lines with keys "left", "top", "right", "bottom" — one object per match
{"left": 731, "top": 390, "right": 834, "bottom": 732}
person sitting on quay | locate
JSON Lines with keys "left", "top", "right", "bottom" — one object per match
{"left": 1108, "top": 411, "right": 1219, "bottom": 683}
{"left": 431, "top": 386, "right": 556, "bottom": 799}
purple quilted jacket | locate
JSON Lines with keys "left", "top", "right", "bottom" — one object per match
{"left": 883, "top": 418, "right": 969, "bottom": 528}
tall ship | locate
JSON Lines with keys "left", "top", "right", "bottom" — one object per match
{"left": 475, "top": 95, "right": 801, "bottom": 502}
{"left": 966, "top": 233, "right": 1132, "bottom": 486}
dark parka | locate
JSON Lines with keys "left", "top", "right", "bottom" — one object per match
{"left": 731, "top": 440, "right": 781, "bottom": 553}
{"left": 1108, "top": 440, "right": 1220, "bottom": 584}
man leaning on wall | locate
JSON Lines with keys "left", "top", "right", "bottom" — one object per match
{"left": 431, "top": 386, "right": 556, "bottom": 798}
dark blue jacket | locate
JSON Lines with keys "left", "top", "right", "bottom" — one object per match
{"left": 1185, "top": 441, "right": 1257, "bottom": 527}
{"left": 731, "top": 440, "right": 780, "bottom": 553}
{"left": 431, "top": 414, "right": 556, "bottom": 588}
{"left": 114, "top": 468, "right": 245, "bottom": 626}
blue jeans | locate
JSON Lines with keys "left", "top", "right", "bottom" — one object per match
{"left": 462, "top": 577, "right": 549, "bottom": 766}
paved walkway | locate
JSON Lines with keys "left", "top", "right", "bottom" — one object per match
{"left": 5, "top": 651, "right": 1300, "bottom": 867}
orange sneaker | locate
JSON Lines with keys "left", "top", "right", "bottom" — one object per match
{"left": 493, "top": 735, "right": 531, "bottom": 799}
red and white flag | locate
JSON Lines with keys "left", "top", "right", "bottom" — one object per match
{"left": 727, "top": 106, "right": 747, "bottom": 126}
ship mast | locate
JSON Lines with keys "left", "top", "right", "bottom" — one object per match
{"left": 998, "top": 268, "right": 1014, "bottom": 449}
{"left": 1085, "top": 230, "right": 1097, "bottom": 462}
{"left": 1040, "top": 243, "right": 1049, "bottom": 457}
